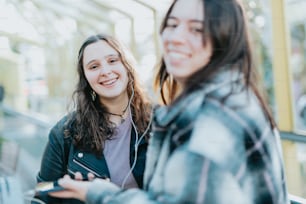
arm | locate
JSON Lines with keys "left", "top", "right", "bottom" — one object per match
{"left": 50, "top": 175, "right": 156, "bottom": 204}
{"left": 51, "top": 150, "right": 249, "bottom": 204}
{"left": 50, "top": 122, "right": 250, "bottom": 204}
{"left": 35, "top": 120, "right": 68, "bottom": 204}
{"left": 49, "top": 112, "right": 258, "bottom": 204}
{"left": 37, "top": 125, "right": 67, "bottom": 182}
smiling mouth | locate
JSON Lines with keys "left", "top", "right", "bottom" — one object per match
{"left": 167, "top": 52, "right": 189, "bottom": 60}
{"left": 100, "top": 78, "right": 118, "bottom": 86}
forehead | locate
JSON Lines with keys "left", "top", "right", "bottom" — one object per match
{"left": 170, "top": 0, "right": 203, "bottom": 21}
{"left": 83, "top": 40, "right": 118, "bottom": 63}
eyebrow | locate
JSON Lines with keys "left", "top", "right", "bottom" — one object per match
{"left": 85, "top": 54, "right": 119, "bottom": 67}
{"left": 106, "top": 54, "right": 119, "bottom": 58}
{"left": 85, "top": 60, "right": 96, "bottom": 67}
{"left": 168, "top": 16, "right": 203, "bottom": 24}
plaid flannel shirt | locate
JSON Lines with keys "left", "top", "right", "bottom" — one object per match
{"left": 86, "top": 70, "right": 289, "bottom": 204}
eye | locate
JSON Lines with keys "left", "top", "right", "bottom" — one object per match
{"left": 190, "top": 24, "right": 203, "bottom": 34}
{"left": 191, "top": 27, "right": 203, "bottom": 33}
{"left": 108, "top": 57, "right": 120, "bottom": 64}
{"left": 165, "top": 19, "right": 178, "bottom": 29}
{"left": 165, "top": 23, "right": 177, "bottom": 28}
{"left": 89, "top": 64, "right": 99, "bottom": 69}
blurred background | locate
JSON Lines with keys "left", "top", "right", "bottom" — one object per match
{"left": 0, "top": 0, "right": 305, "bottom": 202}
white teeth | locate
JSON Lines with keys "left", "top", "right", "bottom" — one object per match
{"left": 168, "top": 52, "right": 188, "bottom": 59}
{"left": 102, "top": 78, "right": 117, "bottom": 85}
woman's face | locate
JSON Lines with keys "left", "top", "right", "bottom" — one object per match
{"left": 161, "top": 0, "right": 212, "bottom": 85}
{"left": 83, "top": 40, "right": 129, "bottom": 103}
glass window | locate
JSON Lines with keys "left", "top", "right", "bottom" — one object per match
{"left": 287, "top": 0, "right": 306, "bottom": 132}
{"left": 243, "top": 0, "right": 276, "bottom": 114}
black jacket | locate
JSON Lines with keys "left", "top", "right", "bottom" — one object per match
{"left": 35, "top": 115, "right": 148, "bottom": 204}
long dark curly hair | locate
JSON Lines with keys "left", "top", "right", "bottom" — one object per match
{"left": 154, "top": 0, "right": 275, "bottom": 128}
{"left": 66, "top": 34, "right": 151, "bottom": 155}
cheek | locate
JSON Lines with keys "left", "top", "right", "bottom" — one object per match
{"left": 161, "top": 31, "right": 170, "bottom": 45}
{"left": 193, "top": 40, "right": 204, "bottom": 52}
{"left": 119, "top": 66, "right": 129, "bottom": 81}
{"left": 84, "top": 72, "right": 96, "bottom": 85}
{"left": 195, "top": 44, "right": 212, "bottom": 61}
{"left": 122, "top": 72, "right": 129, "bottom": 85}
{"left": 84, "top": 72, "right": 90, "bottom": 81}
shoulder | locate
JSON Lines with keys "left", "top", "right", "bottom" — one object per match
{"left": 205, "top": 87, "right": 268, "bottom": 132}
{"left": 51, "top": 112, "right": 76, "bottom": 131}
{"left": 187, "top": 91, "right": 270, "bottom": 162}
{"left": 188, "top": 110, "right": 241, "bottom": 164}
{"left": 49, "top": 113, "right": 75, "bottom": 142}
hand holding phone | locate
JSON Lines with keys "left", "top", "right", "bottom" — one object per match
{"left": 68, "top": 169, "right": 108, "bottom": 181}
{"left": 35, "top": 181, "right": 64, "bottom": 196}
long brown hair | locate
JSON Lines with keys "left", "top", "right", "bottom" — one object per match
{"left": 154, "top": 0, "right": 276, "bottom": 128}
{"left": 68, "top": 34, "right": 151, "bottom": 155}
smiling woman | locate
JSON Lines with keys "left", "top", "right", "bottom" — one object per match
{"left": 82, "top": 40, "right": 129, "bottom": 104}
{"left": 34, "top": 34, "right": 152, "bottom": 204}
{"left": 160, "top": 0, "right": 212, "bottom": 85}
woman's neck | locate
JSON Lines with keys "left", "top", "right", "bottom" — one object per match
{"left": 101, "top": 93, "right": 129, "bottom": 114}
{"left": 100, "top": 93, "right": 130, "bottom": 125}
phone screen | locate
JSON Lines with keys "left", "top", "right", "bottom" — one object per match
{"left": 35, "top": 181, "right": 64, "bottom": 196}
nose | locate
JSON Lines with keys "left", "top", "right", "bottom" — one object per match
{"left": 164, "top": 25, "right": 186, "bottom": 44}
{"left": 99, "top": 64, "right": 112, "bottom": 76}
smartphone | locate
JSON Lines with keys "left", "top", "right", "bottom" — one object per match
{"left": 35, "top": 181, "right": 64, "bottom": 196}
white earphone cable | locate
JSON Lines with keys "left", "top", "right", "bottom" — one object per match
{"left": 121, "top": 86, "right": 153, "bottom": 188}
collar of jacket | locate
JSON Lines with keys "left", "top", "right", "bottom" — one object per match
{"left": 154, "top": 69, "right": 244, "bottom": 127}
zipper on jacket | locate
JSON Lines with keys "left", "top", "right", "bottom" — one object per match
{"left": 72, "top": 158, "right": 105, "bottom": 178}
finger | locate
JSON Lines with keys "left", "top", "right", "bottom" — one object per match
{"left": 63, "top": 174, "right": 71, "bottom": 179}
{"left": 74, "top": 172, "right": 83, "bottom": 181}
{"left": 58, "top": 176, "right": 85, "bottom": 189}
{"left": 49, "top": 190, "right": 76, "bottom": 199}
{"left": 57, "top": 175, "right": 76, "bottom": 188}
{"left": 56, "top": 179, "right": 89, "bottom": 201}
{"left": 87, "top": 173, "right": 95, "bottom": 181}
